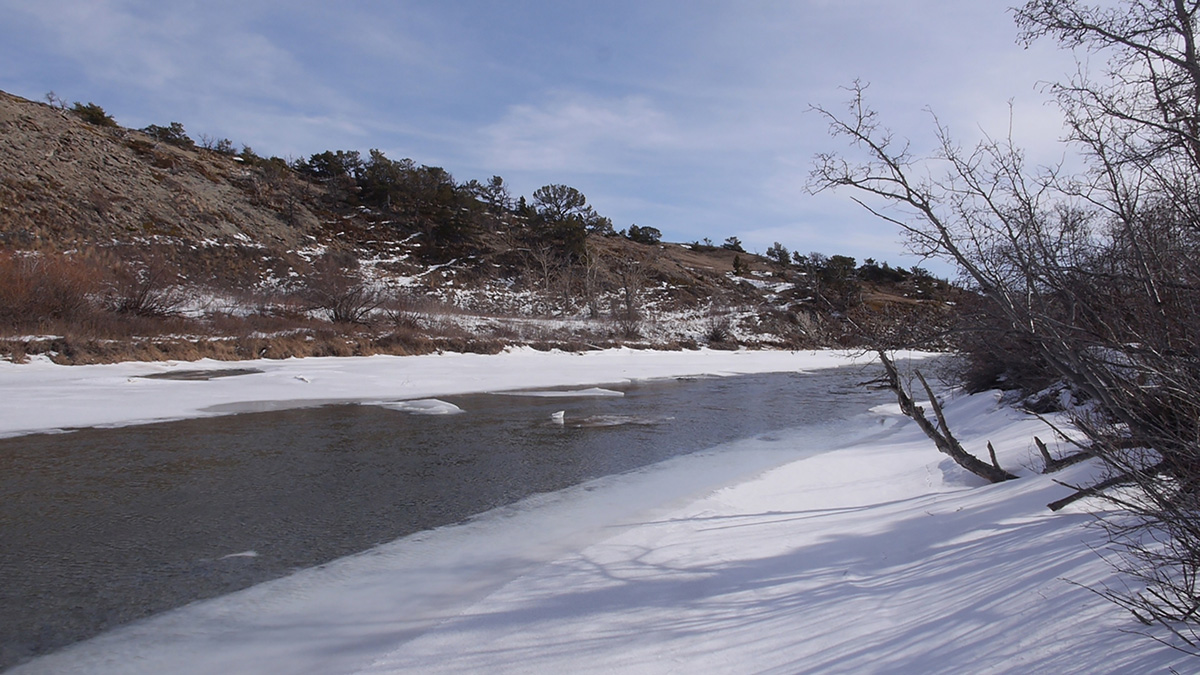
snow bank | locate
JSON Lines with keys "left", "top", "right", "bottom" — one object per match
{"left": 0, "top": 348, "right": 878, "bottom": 438}
{"left": 369, "top": 399, "right": 464, "bottom": 415}
{"left": 350, "top": 393, "right": 1188, "bottom": 675}
{"left": 495, "top": 387, "right": 625, "bottom": 398}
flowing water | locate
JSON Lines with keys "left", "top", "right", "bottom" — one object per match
{"left": 0, "top": 365, "right": 896, "bottom": 669}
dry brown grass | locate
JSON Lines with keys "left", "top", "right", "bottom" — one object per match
{"left": 0, "top": 251, "right": 102, "bottom": 331}
{"left": 0, "top": 243, "right": 948, "bottom": 365}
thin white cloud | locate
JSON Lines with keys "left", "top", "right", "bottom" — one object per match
{"left": 2, "top": 1, "right": 377, "bottom": 135}
{"left": 479, "top": 93, "right": 679, "bottom": 173}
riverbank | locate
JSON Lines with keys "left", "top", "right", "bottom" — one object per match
{"left": 4, "top": 348, "right": 1194, "bottom": 673}
{"left": 0, "top": 347, "right": 879, "bottom": 438}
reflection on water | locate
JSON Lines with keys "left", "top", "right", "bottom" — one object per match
{"left": 0, "top": 366, "right": 891, "bottom": 669}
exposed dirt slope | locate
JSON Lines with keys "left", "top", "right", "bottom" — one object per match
{"left": 1, "top": 92, "right": 320, "bottom": 246}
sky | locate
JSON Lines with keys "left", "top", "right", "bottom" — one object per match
{"left": 0, "top": 1, "right": 1078, "bottom": 275}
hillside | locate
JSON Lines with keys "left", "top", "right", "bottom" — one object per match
{"left": 0, "top": 90, "right": 964, "bottom": 363}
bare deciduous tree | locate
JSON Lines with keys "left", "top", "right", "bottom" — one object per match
{"left": 811, "top": 0, "right": 1200, "bottom": 640}
{"left": 613, "top": 254, "right": 649, "bottom": 338}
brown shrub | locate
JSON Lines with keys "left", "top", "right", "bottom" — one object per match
{"left": 103, "top": 252, "right": 189, "bottom": 318}
{"left": 0, "top": 251, "right": 103, "bottom": 332}
{"left": 309, "top": 336, "right": 354, "bottom": 357}
{"left": 301, "top": 256, "right": 387, "bottom": 324}
{"left": 0, "top": 340, "right": 28, "bottom": 363}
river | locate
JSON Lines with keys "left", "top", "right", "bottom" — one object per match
{"left": 0, "top": 365, "right": 895, "bottom": 670}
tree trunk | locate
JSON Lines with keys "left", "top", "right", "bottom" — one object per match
{"left": 877, "top": 351, "right": 1017, "bottom": 483}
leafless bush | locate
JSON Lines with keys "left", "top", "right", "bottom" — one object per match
{"left": 611, "top": 255, "right": 648, "bottom": 338}
{"left": 0, "top": 252, "right": 101, "bottom": 331}
{"left": 43, "top": 91, "right": 68, "bottom": 110}
{"left": 103, "top": 255, "right": 188, "bottom": 317}
{"left": 705, "top": 316, "right": 733, "bottom": 345}
{"left": 946, "top": 296, "right": 1060, "bottom": 395}
{"left": 302, "top": 255, "right": 387, "bottom": 324}
{"left": 385, "top": 289, "right": 424, "bottom": 329}
{"left": 2, "top": 340, "right": 28, "bottom": 363}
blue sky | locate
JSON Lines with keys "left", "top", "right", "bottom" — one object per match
{"left": 0, "top": 1, "right": 1075, "bottom": 274}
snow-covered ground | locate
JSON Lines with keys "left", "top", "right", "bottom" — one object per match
{"left": 3, "top": 349, "right": 1194, "bottom": 673}
{"left": 0, "top": 348, "right": 875, "bottom": 438}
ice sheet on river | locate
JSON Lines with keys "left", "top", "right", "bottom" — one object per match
{"left": 370, "top": 399, "right": 465, "bottom": 415}
{"left": 495, "top": 387, "right": 625, "bottom": 398}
